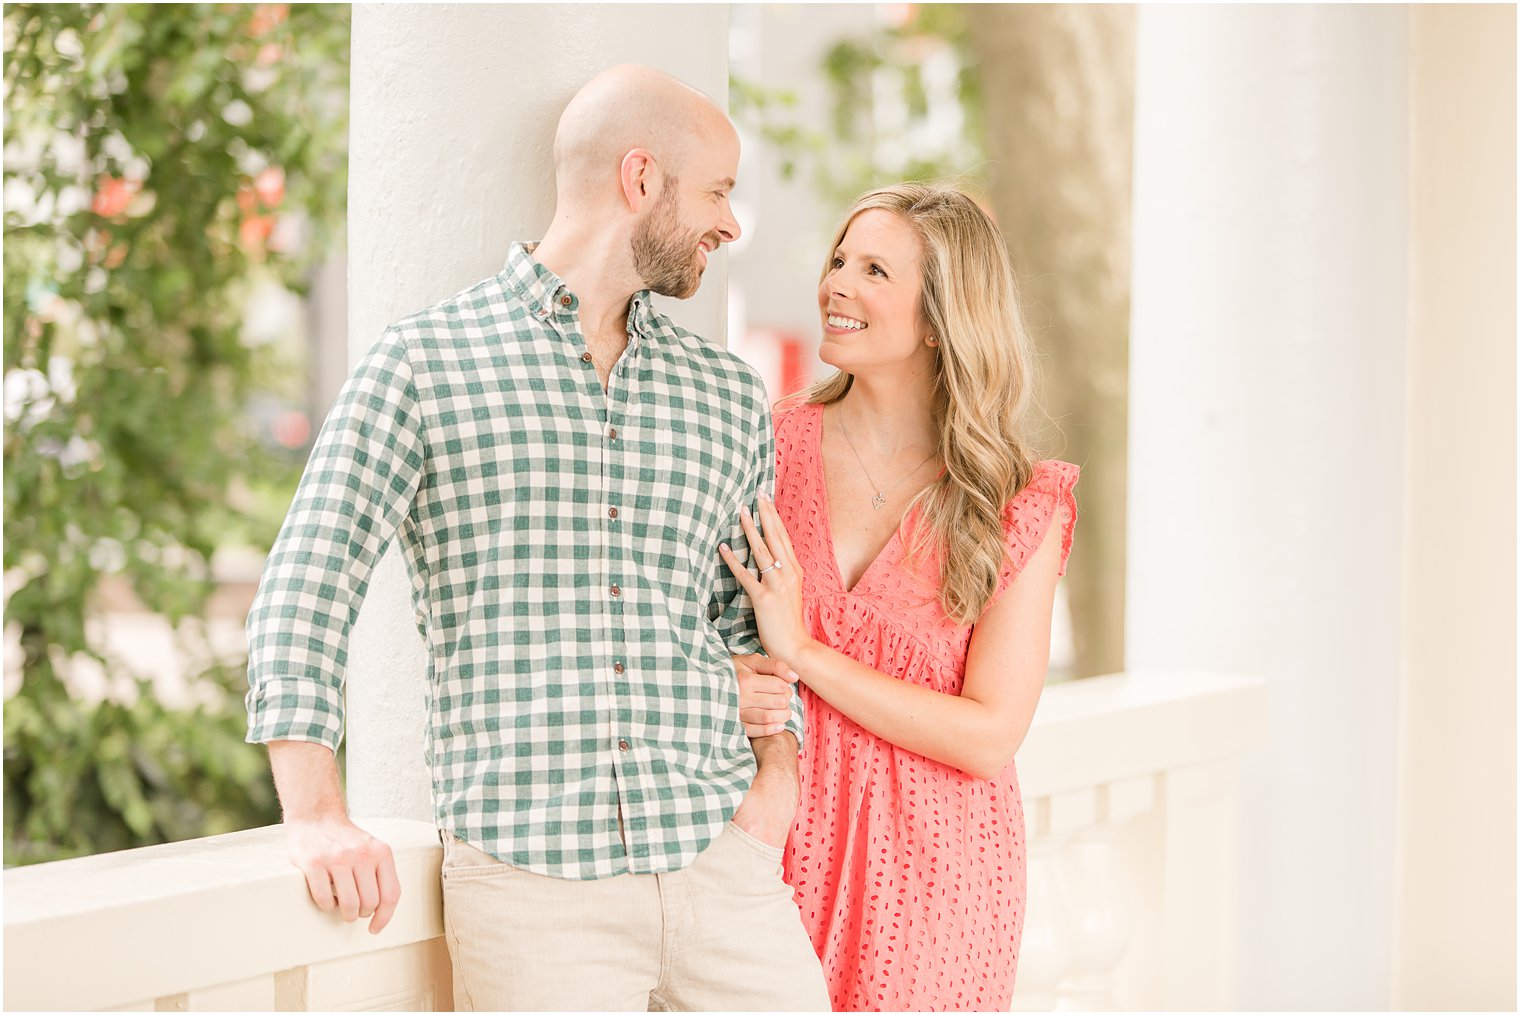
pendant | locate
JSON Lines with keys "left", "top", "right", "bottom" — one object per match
{"left": 871, "top": 493, "right": 886, "bottom": 510}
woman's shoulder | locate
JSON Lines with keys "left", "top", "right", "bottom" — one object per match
{"left": 771, "top": 396, "right": 821, "bottom": 435}
{"left": 771, "top": 398, "right": 821, "bottom": 474}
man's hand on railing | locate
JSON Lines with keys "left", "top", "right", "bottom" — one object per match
{"left": 267, "top": 740, "right": 402, "bottom": 934}
{"left": 285, "top": 814, "right": 401, "bottom": 934}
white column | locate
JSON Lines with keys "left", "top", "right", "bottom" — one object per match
{"left": 1394, "top": 7, "right": 1516, "bottom": 1009}
{"left": 344, "top": 4, "right": 731, "bottom": 820}
{"left": 1128, "top": 7, "right": 1408, "bottom": 1009}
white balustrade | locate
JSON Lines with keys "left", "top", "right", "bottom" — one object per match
{"left": 1012, "top": 670, "right": 1267, "bottom": 1011}
{"left": 4, "top": 671, "right": 1265, "bottom": 1012}
{"left": 3, "top": 819, "right": 452, "bottom": 1012}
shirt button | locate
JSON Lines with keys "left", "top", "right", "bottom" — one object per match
{"left": 618, "top": 739, "right": 630, "bottom": 752}
{"left": 581, "top": 352, "right": 592, "bottom": 363}
{"left": 610, "top": 583, "right": 621, "bottom": 598}
{"left": 561, "top": 295, "right": 573, "bottom": 306}
{"left": 608, "top": 427, "right": 618, "bottom": 441}
{"left": 613, "top": 661, "right": 625, "bottom": 674}
{"left": 536, "top": 308, "right": 548, "bottom": 317}
{"left": 608, "top": 506, "right": 619, "bottom": 520}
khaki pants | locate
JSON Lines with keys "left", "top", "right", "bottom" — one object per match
{"left": 440, "top": 823, "right": 831, "bottom": 1011}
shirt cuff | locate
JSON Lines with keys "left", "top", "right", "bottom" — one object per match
{"left": 245, "top": 677, "right": 345, "bottom": 753}
{"left": 785, "top": 687, "right": 805, "bottom": 756}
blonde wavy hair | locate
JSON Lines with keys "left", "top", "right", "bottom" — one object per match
{"left": 790, "top": 183, "right": 1042, "bottom": 625}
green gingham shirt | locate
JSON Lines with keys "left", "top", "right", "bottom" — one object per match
{"left": 245, "top": 242, "right": 802, "bottom": 880}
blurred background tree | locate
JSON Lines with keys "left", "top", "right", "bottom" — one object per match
{"left": 3, "top": 3, "right": 350, "bottom": 864}
{"left": 816, "top": 4, "right": 984, "bottom": 205}
{"left": 961, "top": 5, "right": 1133, "bottom": 681}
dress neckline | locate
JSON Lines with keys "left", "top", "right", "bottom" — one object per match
{"left": 809, "top": 402, "right": 912, "bottom": 597}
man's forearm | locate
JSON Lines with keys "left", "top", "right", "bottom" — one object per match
{"left": 268, "top": 740, "right": 348, "bottom": 821}
{"left": 750, "top": 730, "right": 799, "bottom": 782}
{"left": 732, "top": 730, "right": 801, "bottom": 848}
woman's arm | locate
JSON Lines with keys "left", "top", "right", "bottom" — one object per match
{"left": 722, "top": 496, "right": 1068, "bottom": 780}
{"left": 792, "top": 511, "right": 1064, "bottom": 779}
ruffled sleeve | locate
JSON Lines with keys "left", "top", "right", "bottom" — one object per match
{"left": 994, "top": 460, "right": 1081, "bottom": 597}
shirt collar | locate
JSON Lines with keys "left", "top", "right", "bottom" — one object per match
{"left": 626, "top": 290, "right": 657, "bottom": 340}
{"left": 503, "top": 241, "right": 578, "bottom": 322}
{"left": 503, "top": 242, "right": 658, "bottom": 343}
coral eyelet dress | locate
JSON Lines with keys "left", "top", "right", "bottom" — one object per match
{"left": 774, "top": 402, "right": 1080, "bottom": 1012}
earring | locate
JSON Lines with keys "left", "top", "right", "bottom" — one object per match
{"left": 926, "top": 336, "right": 938, "bottom": 347}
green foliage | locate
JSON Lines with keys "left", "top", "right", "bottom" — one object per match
{"left": 3, "top": 3, "right": 349, "bottom": 864}
{"left": 729, "top": 74, "right": 828, "bottom": 183}
{"left": 3, "top": 663, "right": 280, "bottom": 864}
{"left": 732, "top": 9, "right": 984, "bottom": 212}
{"left": 817, "top": 6, "right": 984, "bottom": 204}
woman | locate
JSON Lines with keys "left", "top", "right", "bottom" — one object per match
{"left": 718, "top": 183, "right": 1079, "bottom": 1011}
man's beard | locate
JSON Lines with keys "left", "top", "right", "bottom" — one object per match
{"left": 631, "top": 181, "right": 707, "bottom": 299}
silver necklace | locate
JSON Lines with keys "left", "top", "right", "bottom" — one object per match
{"left": 836, "top": 410, "right": 938, "bottom": 510}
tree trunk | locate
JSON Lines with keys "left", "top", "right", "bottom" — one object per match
{"left": 962, "top": 4, "right": 1134, "bottom": 679}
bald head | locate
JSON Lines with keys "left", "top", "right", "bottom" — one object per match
{"left": 553, "top": 64, "right": 734, "bottom": 202}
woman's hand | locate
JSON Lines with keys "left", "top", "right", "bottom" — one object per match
{"left": 719, "top": 494, "right": 814, "bottom": 664}
{"left": 733, "top": 653, "right": 800, "bottom": 738}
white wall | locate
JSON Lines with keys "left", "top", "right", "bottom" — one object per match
{"left": 1128, "top": 7, "right": 1409, "bottom": 1008}
{"left": 344, "top": 4, "right": 731, "bottom": 820}
{"left": 1394, "top": 7, "right": 1517, "bottom": 1009}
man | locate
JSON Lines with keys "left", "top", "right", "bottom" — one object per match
{"left": 244, "top": 65, "right": 829, "bottom": 1010}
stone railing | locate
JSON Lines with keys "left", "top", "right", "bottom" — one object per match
{"left": 4, "top": 670, "right": 1265, "bottom": 1012}
{"left": 3, "top": 819, "right": 452, "bottom": 1012}
{"left": 1013, "top": 670, "right": 1268, "bottom": 1010}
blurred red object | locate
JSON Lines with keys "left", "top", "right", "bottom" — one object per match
{"left": 91, "top": 177, "right": 136, "bottom": 219}
{"left": 272, "top": 409, "right": 311, "bottom": 449}
{"left": 240, "top": 214, "right": 276, "bottom": 255}
{"left": 249, "top": 3, "right": 289, "bottom": 36}
{"left": 779, "top": 332, "right": 808, "bottom": 396}
{"left": 253, "top": 166, "right": 285, "bottom": 207}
